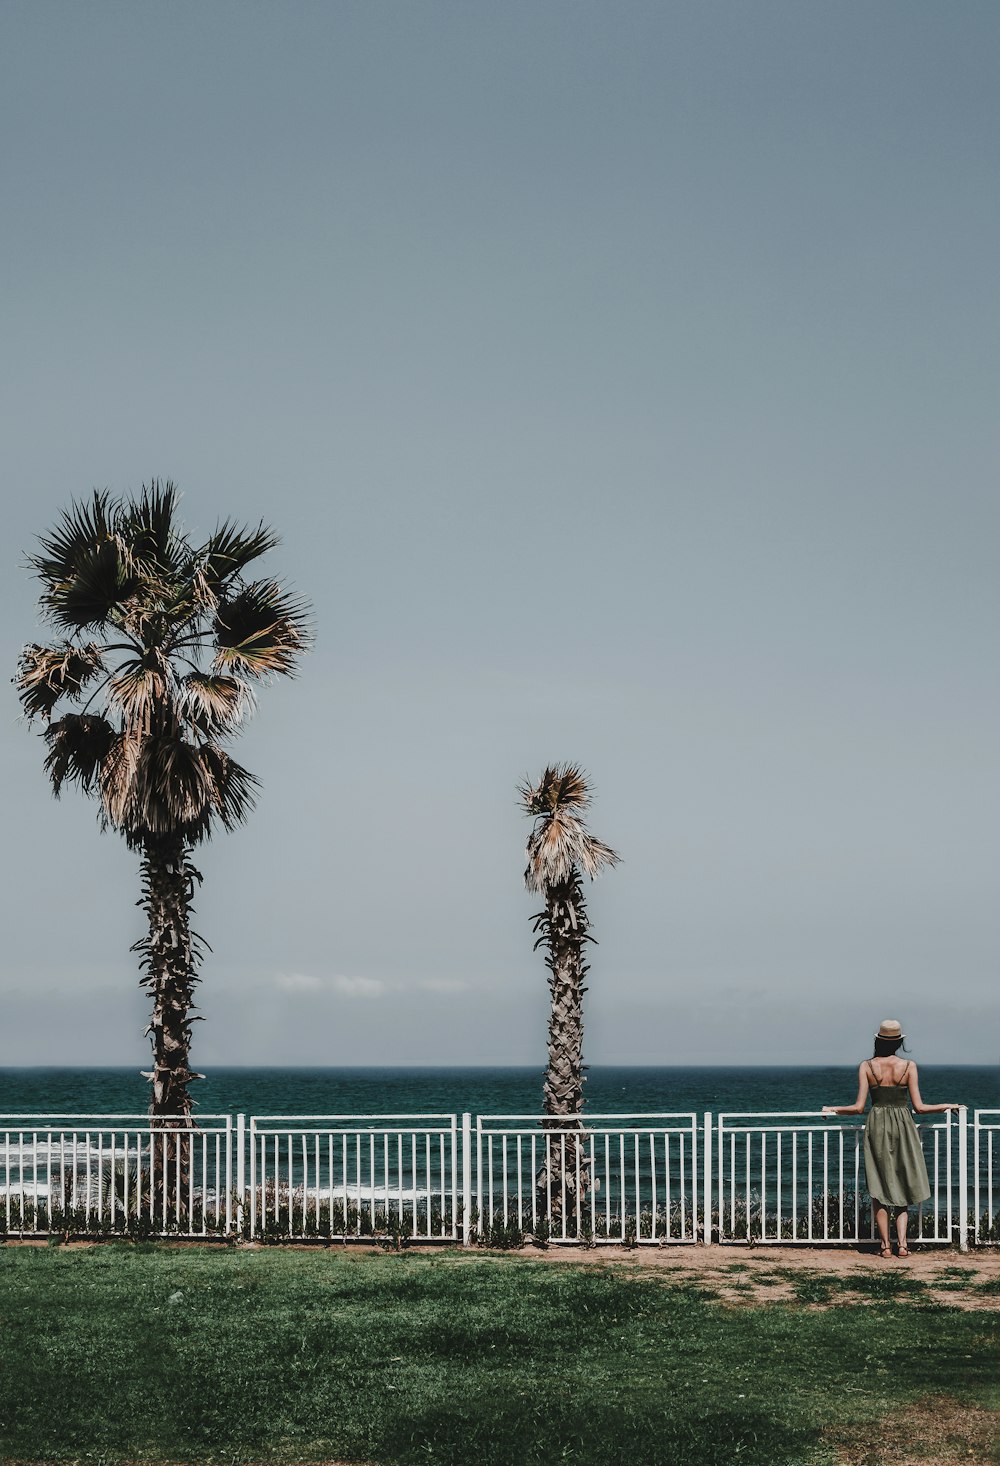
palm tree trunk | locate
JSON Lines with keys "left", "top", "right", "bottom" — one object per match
{"left": 538, "top": 873, "right": 590, "bottom": 1229}
{"left": 136, "top": 833, "right": 204, "bottom": 1116}
{"left": 135, "top": 834, "right": 204, "bottom": 1219}
{"left": 543, "top": 942, "right": 585, "bottom": 1117}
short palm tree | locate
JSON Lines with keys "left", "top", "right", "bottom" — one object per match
{"left": 16, "top": 482, "right": 311, "bottom": 1128}
{"left": 520, "top": 764, "right": 619, "bottom": 1222}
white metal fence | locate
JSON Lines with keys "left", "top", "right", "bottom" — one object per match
{"left": 974, "top": 1110, "right": 1000, "bottom": 1245}
{"left": 0, "top": 1106, "right": 988, "bottom": 1249}
{"left": 475, "top": 1114, "right": 700, "bottom": 1245}
{"left": 0, "top": 1114, "right": 233, "bottom": 1237}
{"left": 714, "top": 1109, "right": 968, "bottom": 1247}
{"left": 247, "top": 1114, "right": 460, "bottom": 1242}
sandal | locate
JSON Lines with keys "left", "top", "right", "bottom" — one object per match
{"left": 897, "top": 1245, "right": 910, "bottom": 1258}
{"left": 879, "top": 1244, "right": 893, "bottom": 1258}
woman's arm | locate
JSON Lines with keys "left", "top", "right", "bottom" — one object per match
{"left": 907, "top": 1062, "right": 960, "bottom": 1115}
{"left": 822, "top": 1063, "right": 869, "bottom": 1116}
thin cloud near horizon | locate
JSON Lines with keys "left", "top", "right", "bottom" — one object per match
{"left": 273, "top": 973, "right": 472, "bottom": 999}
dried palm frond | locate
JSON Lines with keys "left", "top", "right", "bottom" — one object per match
{"left": 521, "top": 764, "right": 620, "bottom": 892}
{"left": 106, "top": 657, "right": 169, "bottom": 725}
{"left": 144, "top": 736, "right": 213, "bottom": 824}
{"left": 200, "top": 744, "right": 259, "bottom": 829}
{"left": 518, "top": 763, "right": 592, "bottom": 817}
{"left": 16, "top": 642, "right": 105, "bottom": 720}
{"left": 179, "top": 672, "right": 254, "bottom": 734}
{"left": 43, "top": 713, "right": 116, "bottom": 796}
{"left": 100, "top": 728, "right": 144, "bottom": 828}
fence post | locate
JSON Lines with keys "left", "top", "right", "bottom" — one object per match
{"left": 973, "top": 1111, "right": 980, "bottom": 1247}
{"left": 236, "top": 1113, "right": 245, "bottom": 1239}
{"left": 461, "top": 1113, "right": 472, "bottom": 1248}
{"left": 702, "top": 1111, "right": 713, "bottom": 1245}
{"left": 958, "top": 1106, "right": 968, "bottom": 1253}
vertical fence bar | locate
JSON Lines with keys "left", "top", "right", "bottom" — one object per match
{"left": 974, "top": 1112, "right": 981, "bottom": 1245}
{"left": 476, "top": 1117, "right": 483, "bottom": 1244}
{"left": 768, "top": 1131, "right": 780, "bottom": 1237}
{"left": 679, "top": 1131, "right": 687, "bottom": 1242}
{"left": 689, "top": 1121, "right": 697, "bottom": 1245}
{"left": 488, "top": 1134, "right": 496, "bottom": 1234}
{"left": 946, "top": 1117, "right": 953, "bottom": 1242}
{"left": 760, "top": 1132, "right": 767, "bottom": 1242}
{"left": 247, "top": 1117, "right": 255, "bottom": 1239}
{"left": 632, "top": 1133, "right": 639, "bottom": 1242}
{"left": 702, "top": 1111, "right": 712, "bottom": 1245}
{"left": 958, "top": 1107, "right": 968, "bottom": 1252}
{"left": 462, "top": 1114, "right": 471, "bottom": 1246}
{"left": 649, "top": 1134, "right": 657, "bottom": 1242}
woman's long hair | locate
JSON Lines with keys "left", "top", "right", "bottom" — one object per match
{"left": 873, "top": 1036, "right": 909, "bottom": 1058}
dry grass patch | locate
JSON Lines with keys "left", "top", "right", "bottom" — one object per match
{"left": 826, "top": 1395, "right": 1000, "bottom": 1464}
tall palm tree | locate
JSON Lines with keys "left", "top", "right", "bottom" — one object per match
{"left": 16, "top": 482, "right": 311, "bottom": 1127}
{"left": 519, "top": 764, "right": 619, "bottom": 1223}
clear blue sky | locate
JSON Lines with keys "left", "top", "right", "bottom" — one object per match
{"left": 1, "top": 1, "right": 998, "bottom": 1068}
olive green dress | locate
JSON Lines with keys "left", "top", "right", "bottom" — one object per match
{"left": 863, "top": 1063, "right": 931, "bottom": 1208}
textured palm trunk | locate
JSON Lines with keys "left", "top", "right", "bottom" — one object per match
{"left": 536, "top": 872, "right": 591, "bottom": 1230}
{"left": 135, "top": 833, "right": 204, "bottom": 1217}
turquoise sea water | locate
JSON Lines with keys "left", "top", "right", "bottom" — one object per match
{"left": 0, "top": 1065, "right": 995, "bottom": 1117}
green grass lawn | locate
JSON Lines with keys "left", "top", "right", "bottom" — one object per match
{"left": 1, "top": 1244, "right": 998, "bottom": 1466}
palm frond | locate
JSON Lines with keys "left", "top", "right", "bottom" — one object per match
{"left": 521, "top": 765, "right": 620, "bottom": 892}
{"left": 213, "top": 579, "right": 311, "bottom": 678}
{"left": 28, "top": 491, "right": 114, "bottom": 586}
{"left": 23, "top": 485, "right": 311, "bottom": 850}
{"left": 195, "top": 520, "right": 281, "bottom": 595}
{"left": 518, "top": 763, "right": 592, "bottom": 817}
{"left": 43, "top": 714, "right": 116, "bottom": 796}
{"left": 106, "top": 657, "right": 169, "bottom": 725}
{"left": 99, "top": 728, "right": 144, "bottom": 828}
{"left": 16, "top": 642, "right": 105, "bottom": 720}
{"left": 574, "top": 831, "right": 620, "bottom": 881}
{"left": 41, "top": 539, "right": 139, "bottom": 631}
{"left": 133, "top": 735, "right": 214, "bottom": 837}
{"left": 179, "top": 672, "right": 254, "bottom": 734}
{"left": 119, "top": 480, "right": 184, "bottom": 574}
{"left": 200, "top": 744, "right": 260, "bottom": 829}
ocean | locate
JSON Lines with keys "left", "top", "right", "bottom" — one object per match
{"left": 0, "top": 1065, "right": 995, "bottom": 1118}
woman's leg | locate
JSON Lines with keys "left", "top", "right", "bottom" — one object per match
{"left": 895, "top": 1207, "right": 910, "bottom": 1255}
{"left": 873, "top": 1202, "right": 891, "bottom": 1253}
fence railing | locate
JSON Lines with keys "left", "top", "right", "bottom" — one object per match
{"left": 0, "top": 1114, "right": 233, "bottom": 1238}
{"left": 475, "top": 1114, "right": 699, "bottom": 1245}
{"left": 974, "top": 1110, "right": 1000, "bottom": 1245}
{"left": 714, "top": 1110, "right": 967, "bottom": 1247}
{"left": 248, "top": 1114, "right": 459, "bottom": 1243}
{"left": 0, "top": 1106, "right": 988, "bottom": 1249}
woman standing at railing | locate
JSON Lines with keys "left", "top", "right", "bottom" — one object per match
{"left": 822, "top": 1019, "right": 960, "bottom": 1259}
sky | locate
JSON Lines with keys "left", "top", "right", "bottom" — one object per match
{"left": 1, "top": 1, "right": 998, "bottom": 1071}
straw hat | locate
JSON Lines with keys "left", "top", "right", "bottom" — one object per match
{"left": 875, "top": 1019, "right": 905, "bottom": 1042}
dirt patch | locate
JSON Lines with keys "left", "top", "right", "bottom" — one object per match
{"left": 451, "top": 1243, "right": 1000, "bottom": 1310}
{"left": 826, "top": 1395, "right": 1000, "bottom": 1463}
